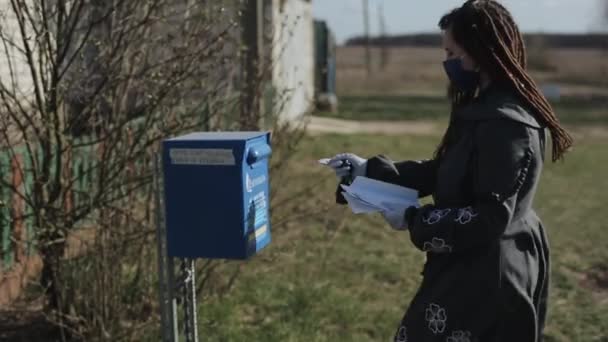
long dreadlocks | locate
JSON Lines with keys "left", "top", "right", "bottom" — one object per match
{"left": 436, "top": 0, "right": 573, "bottom": 162}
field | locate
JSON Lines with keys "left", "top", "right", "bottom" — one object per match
{"left": 165, "top": 131, "right": 608, "bottom": 341}
{"left": 172, "top": 47, "right": 608, "bottom": 341}
{"left": 334, "top": 47, "right": 608, "bottom": 97}
{"left": 5, "top": 46, "right": 605, "bottom": 341}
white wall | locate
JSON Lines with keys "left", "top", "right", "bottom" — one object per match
{"left": 0, "top": 0, "right": 39, "bottom": 102}
{"left": 2, "top": 0, "right": 316, "bottom": 124}
{"left": 271, "top": 0, "right": 315, "bottom": 122}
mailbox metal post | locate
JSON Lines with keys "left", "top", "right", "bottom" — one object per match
{"left": 155, "top": 154, "right": 180, "bottom": 342}
{"left": 180, "top": 258, "right": 199, "bottom": 342}
{"left": 156, "top": 154, "right": 201, "bottom": 342}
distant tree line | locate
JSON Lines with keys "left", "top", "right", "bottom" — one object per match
{"left": 346, "top": 33, "right": 608, "bottom": 49}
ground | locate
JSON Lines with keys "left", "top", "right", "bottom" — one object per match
{"left": 175, "top": 129, "right": 608, "bottom": 341}
{"left": 2, "top": 46, "right": 607, "bottom": 341}
{"left": 179, "top": 47, "right": 607, "bottom": 341}
{"left": 307, "top": 116, "right": 439, "bottom": 135}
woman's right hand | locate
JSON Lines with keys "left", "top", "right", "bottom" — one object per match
{"left": 328, "top": 153, "right": 368, "bottom": 179}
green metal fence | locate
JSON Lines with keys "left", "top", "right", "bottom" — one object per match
{"left": 0, "top": 140, "right": 99, "bottom": 271}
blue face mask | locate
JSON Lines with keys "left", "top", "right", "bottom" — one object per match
{"left": 443, "top": 57, "right": 480, "bottom": 92}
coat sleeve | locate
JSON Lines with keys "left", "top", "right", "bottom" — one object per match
{"left": 408, "top": 120, "right": 534, "bottom": 254}
{"left": 365, "top": 155, "right": 438, "bottom": 197}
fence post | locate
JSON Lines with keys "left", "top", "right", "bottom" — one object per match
{"left": 64, "top": 145, "right": 73, "bottom": 229}
{"left": 0, "top": 153, "right": 10, "bottom": 269}
{"left": 10, "top": 153, "right": 25, "bottom": 263}
{"left": 24, "top": 149, "right": 35, "bottom": 255}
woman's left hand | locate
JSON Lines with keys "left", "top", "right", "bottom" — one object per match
{"left": 381, "top": 206, "right": 418, "bottom": 231}
{"left": 381, "top": 209, "right": 407, "bottom": 230}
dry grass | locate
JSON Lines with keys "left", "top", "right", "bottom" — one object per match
{"left": 337, "top": 47, "right": 608, "bottom": 97}
{"left": 337, "top": 47, "right": 446, "bottom": 96}
{"left": 137, "top": 132, "right": 608, "bottom": 342}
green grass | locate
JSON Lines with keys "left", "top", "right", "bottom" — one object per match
{"left": 318, "top": 95, "right": 450, "bottom": 121}
{"left": 317, "top": 94, "right": 608, "bottom": 125}
{"left": 144, "top": 131, "right": 608, "bottom": 341}
{"left": 551, "top": 97, "right": 608, "bottom": 124}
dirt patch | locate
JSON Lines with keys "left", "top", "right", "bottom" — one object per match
{"left": 0, "top": 299, "right": 61, "bottom": 342}
{"left": 580, "top": 263, "right": 608, "bottom": 304}
{"left": 0, "top": 311, "right": 59, "bottom": 341}
{"left": 307, "top": 116, "right": 440, "bottom": 135}
{"left": 581, "top": 264, "right": 608, "bottom": 290}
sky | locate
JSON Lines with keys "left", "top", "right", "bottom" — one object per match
{"left": 312, "top": 0, "right": 607, "bottom": 44}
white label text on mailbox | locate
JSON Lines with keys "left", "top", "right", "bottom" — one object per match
{"left": 170, "top": 148, "right": 235, "bottom": 165}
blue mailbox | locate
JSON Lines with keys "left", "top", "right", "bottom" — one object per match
{"left": 162, "top": 132, "right": 272, "bottom": 260}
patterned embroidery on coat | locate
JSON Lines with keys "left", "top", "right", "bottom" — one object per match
{"left": 423, "top": 237, "right": 453, "bottom": 253}
{"left": 425, "top": 303, "right": 447, "bottom": 335}
{"left": 446, "top": 330, "right": 472, "bottom": 342}
{"left": 395, "top": 325, "right": 408, "bottom": 342}
{"left": 454, "top": 206, "right": 478, "bottom": 225}
{"left": 422, "top": 209, "right": 452, "bottom": 225}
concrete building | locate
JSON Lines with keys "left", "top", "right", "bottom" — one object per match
{"left": 0, "top": 0, "right": 316, "bottom": 125}
{"left": 268, "top": 0, "right": 316, "bottom": 122}
{"left": 0, "top": 0, "right": 40, "bottom": 106}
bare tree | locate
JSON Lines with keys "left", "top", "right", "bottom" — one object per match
{"left": 0, "top": 0, "right": 246, "bottom": 338}
{"left": 1, "top": 0, "right": 320, "bottom": 339}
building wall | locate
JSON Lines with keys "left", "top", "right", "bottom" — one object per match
{"left": 1, "top": 0, "right": 315, "bottom": 125}
{"left": 0, "top": 0, "right": 38, "bottom": 102}
{"left": 270, "top": 0, "right": 315, "bottom": 122}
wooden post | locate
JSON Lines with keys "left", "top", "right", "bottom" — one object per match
{"left": 378, "top": 3, "right": 389, "bottom": 71}
{"left": 126, "top": 128, "right": 135, "bottom": 228}
{"left": 64, "top": 146, "right": 73, "bottom": 228}
{"left": 11, "top": 154, "right": 25, "bottom": 263}
{"left": 0, "top": 153, "right": 10, "bottom": 269}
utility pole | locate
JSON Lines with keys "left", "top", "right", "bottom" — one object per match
{"left": 378, "top": 2, "right": 389, "bottom": 71}
{"left": 600, "top": 0, "right": 608, "bottom": 80}
{"left": 362, "top": 0, "right": 371, "bottom": 77}
{"left": 603, "top": 0, "right": 608, "bottom": 29}
{"left": 240, "top": 0, "right": 265, "bottom": 130}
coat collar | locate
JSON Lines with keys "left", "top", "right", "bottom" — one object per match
{"left": 454, "top": 84, "right": 543, "bottom": 129}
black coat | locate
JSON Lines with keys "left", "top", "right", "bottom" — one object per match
{"left": 355, "top": 85, "right": 551, "bottom": 342}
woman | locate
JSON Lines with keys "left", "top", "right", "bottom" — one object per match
{"left": 328, "top": 1, "right": 573, "bottom": 341}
